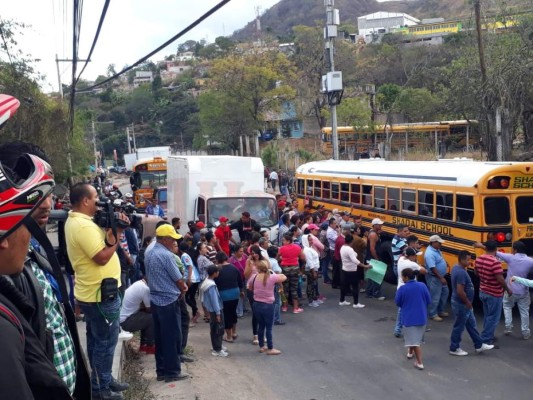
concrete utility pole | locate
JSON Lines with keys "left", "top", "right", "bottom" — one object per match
{"left": 323, "top": 0, "right": 344, "bottom": 160}
{"left": 91, "top": 119, "right": 98, "bottom": 168}
{"left": 126, "top": 127, "right": 132, "bottom": 153}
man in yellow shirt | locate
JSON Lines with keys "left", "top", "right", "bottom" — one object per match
{"left": 65, "top": 183, "right": 130, "bottom": 400}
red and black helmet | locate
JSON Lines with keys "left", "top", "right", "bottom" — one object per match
{"left": 0, "top": 153, "right": 55, "bottom": 240}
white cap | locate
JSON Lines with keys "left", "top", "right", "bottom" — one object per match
{"left": 332, "top": 208, "right": 339, "bottom": 214}
{"left": 429, "top": 235, "right": 445, "bottom": 243}
{"left": 371, "top": 218, "right": 384, "bottom": 225}
{"left": 125, "top": 192, "right": 133, "bottom": 198}
{"left": 113, "top": 199, "right": 123, "bottom": 207}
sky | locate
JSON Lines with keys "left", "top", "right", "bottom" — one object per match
{"left": 2, "top": 0, "right": 281, "bottom": 92}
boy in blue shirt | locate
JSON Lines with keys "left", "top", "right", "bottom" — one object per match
{"left": 200, "top": 265, "right": 228, "bottom": 357}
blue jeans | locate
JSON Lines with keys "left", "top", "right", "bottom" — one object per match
{"left": 479, "top": 291, "right": 503, "bottom": 343}
{"left": 450, "top": 300, "right": 483, "bottom": 351}
{"left": 253, "top": 301, "right": 275, "bottom": 349}
{"left": 152, "top": 300, "right": 182, "bottom": 379}
{"left": 503, "top": 292, "right": 531, "bottom": 335}
{"left": 273, "top": 284, "right": 282, "bottom": 323}
{"left": 79, "top": 296, "right": 120, "bottom": 393}
{"left": 394, "top": 307, "right": 402, "bottom": 336}
{"left": 320, "top": 250, "right": 332, "bottom": 283}
{"left": 237, "top": 295, "right": 244, "bottom": 317}
{"left": 366, "top": 279, "right": 383, "bottom": 298}
{"left": 426, "top": 274, "right": 449, "bottom": 317}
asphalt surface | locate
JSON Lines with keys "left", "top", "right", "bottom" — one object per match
{"left": 222, "top": 282, "right": 532, "bottom": 400}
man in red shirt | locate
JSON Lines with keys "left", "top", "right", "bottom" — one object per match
{"left": 475, "top": 240, "right": 512, "bottom": 346}
{"left": 215, "top": 216, "right": 233, "bottom": 256}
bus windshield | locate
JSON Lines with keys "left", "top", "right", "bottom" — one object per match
{"left": 207, "top": 197, "right": 277, "bottom": 228}
{"left": 138, "top": 171, "right": 167, "bottom": 189}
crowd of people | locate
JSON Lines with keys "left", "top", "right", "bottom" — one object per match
{"left": 1, "top": 139, "right": 533, "bottom": 399}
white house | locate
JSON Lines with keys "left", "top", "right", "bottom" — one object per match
{"left": 358, "top": 11, "right": 419, "bottom": 43}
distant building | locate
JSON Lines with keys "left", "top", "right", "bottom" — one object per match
{"left": 133, "top": 71, "right": 153, "bottom": 87}
{"left": 177, "top": 51, "right": 195, "bottom": 62}
{"left": 358, "top": 11, "right": 419, "bottom": 43}
{"left": 262, "top": 101, "right": 303, "bottom": 141}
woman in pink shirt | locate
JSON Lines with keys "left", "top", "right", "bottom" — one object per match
{"left": 229, "top": 245, "right": 248, "bottom": 318}
{"left": 278, "top": 233, "right": 306, "bottom": 314}
{"left": 248, "top": 260, "right": 287, "bottom": 355}
{"left": 244, "top": 245, "right": 268, "bottom": 344}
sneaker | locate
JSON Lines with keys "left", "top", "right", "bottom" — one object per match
{"left": 281, "top": 306, "right": 288, "bottom": 312}
{"left": 92, "top": 389, "right": 123, "bottom": 400}
{"left": 353, "top": 303, "right": 365, "bottom": 308}
{"left": 318, "top": 295, "right": 327, "bottom": 301}
{"left": 475, "top": 343, "right": 495, "bottom": 353}
{"left": 504, "top": 328, "right": 512, "bottom": 336}
{"left": 339, "top": 301, "right": 351, "bottom": 306}
{"left": 274, "top": 321, "right": 286, "bottom": 326}
{"left": 449, "top": 348, "right": 469, "bottom": 356}
{"left": 376, "top": 296, "right": 386, "bottom": 301}
{"left": 414, "top": 362, "right": 424, "bottom": 370}
{"left": 308, "top": 301, "right": 320, "bottom": 308}
{"left": 439, "top": 312, "right": 449, "bottom": 317}
{"left": 431, "top": 316, "right": 443, "bottom": 322}
{"left": 266, "top": 348, "right": 281, "bottom": 355}
{"left": 315, "top": 299, "right": 324, "bottom": 304}
{"left": 523, "top": 334, "right": 531, "bottom": 340}
{"left": 359, "top": 288, "right": 366, "bottom": 293}
{"left": 118, "top": 330, "right": 133, "bottom": 341}
{"left": 211, "top": 349, "right": 229, "bottom": 357}
{"left": 394, "top": 332, "right": 402, "bottom": 338}
{"left": 180, "top": 354, "right": 195, "bottom": 363}
{"left": 293, "top": 307, "right": 304, "bottom": 314}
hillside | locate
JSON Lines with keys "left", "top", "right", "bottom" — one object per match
{"left": 232, "top": 0, "right": 524, "bottom": 41}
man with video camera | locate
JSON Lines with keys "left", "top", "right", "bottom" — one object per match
{"left": 65, "top": 183, "right": 131, "bottom": 400}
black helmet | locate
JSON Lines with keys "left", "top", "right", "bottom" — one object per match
{"left": 0, "top": 153, "right": 55, "bottom": 240}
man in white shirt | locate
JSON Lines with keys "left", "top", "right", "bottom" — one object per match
{"left": 269, "top": 169, "right": 278, "bottom": 191}
{"left": 120, "top": 278, "right": 154, "bottom": 353}
{"left": 324, "top": 218, "right": 338, "bottom": 284}
{"left": 394, "top": 247, "right": 427, "bottom": 337}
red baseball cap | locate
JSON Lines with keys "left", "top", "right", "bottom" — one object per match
{"left": 219, "top": 216, "right": 229, "bottom": 223}
{"left": 196, "top": 221, "right": 205, "bottom": 229}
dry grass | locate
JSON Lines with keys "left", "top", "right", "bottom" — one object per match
{"left": 122, "top": 340, "right": 156, "bottom": 400}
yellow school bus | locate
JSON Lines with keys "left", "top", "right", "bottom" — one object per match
{"left": 131, "top": 157, "right": 167, "bottom": 210}
{"left": 296, "top": 159, "right": 533, "bottom": 283}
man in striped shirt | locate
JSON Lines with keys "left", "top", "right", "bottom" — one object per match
{"left": 391, "top": 224, "right": 410, "bottom": 277}
{"left": 474, "top": 240, "right": 512, "bottom": 346}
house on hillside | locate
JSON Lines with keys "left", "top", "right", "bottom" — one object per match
{"left": 177, "top": 51, "right": 195, "bottom": 62}
{"left": 160, "top": 61, "right": 193, "bottom": 83}
{"left": 262, "top": 101, "right": 303, "bottom": 141}
{"left": 133, "top": 71, "right": 153, "bottom": 88}
{"left": 357, "top": 11, "right": 419, "bottom": 43}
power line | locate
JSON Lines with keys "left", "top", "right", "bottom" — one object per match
{"left": 76, "top": 0, "right": 111, "bottom": 84}
{"left": 77, "top": 0, "right": 232, "bottom": 93}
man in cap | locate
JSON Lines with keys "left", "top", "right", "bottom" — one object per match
{"left": 145, "top": 197, "right": 165, "bottom": 218}
{"left": 144, "top": 224, "right": 189, "bottom": 382}
{"left": 215, "top": 216, "right": 234, "bottom": 256}
{"left": 424, "top": 235, "right": 449, "bottom": 321}
{"left": 365, "top": 218, "right": 386, "bottom": 300}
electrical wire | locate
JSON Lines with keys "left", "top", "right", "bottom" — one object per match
{"left": 77, "top": 0, "right": 232, "bottom": 93}
{"left": 76, "top": 0, "right": 111, "bottom": 84}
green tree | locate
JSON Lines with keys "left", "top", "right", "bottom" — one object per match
{"left": 336, "top": 97, "right": 372, "bottom": 127}
{"left": 396, "top": 88, "right": 443, "bottom": 122}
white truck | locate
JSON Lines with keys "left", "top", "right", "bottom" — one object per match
{"left": 167, "top": 155, "right": 278, "bottom": 243}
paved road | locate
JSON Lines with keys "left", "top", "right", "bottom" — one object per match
{"left": 201, "top": 282, "right": 532, "bottom": 400}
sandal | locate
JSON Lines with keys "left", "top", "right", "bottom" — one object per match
{"left": 252, "top": 335, "right": 259, "bottom": 345}
{"left": 406, "top": 351, "right": 414, "bottom": 359}
{"left": 232, "top": 334, "right": 239, "bottom": 340}
{"left": 223, "top": 337, "right": 234, "bottom": 343}
{"left": 203, "top": 317, "right": 210, "bottom": 323}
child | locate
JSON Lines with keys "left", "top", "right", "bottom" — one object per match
{"left": 267, "top": 246, "right": 285, "bottom": 325}
{"left": 395, "top": 267, "right": 431, "bottom": 370}
{"left": 200, "top": 265, "right": 228, "bottom": 357}
{"left": 302, "top": 234, "right": 320, "bottom": 307}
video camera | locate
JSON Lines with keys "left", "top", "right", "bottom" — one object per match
{"left": 94, "top": 199, "right": 131, "bottom": 230}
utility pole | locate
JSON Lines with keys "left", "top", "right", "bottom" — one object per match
{"left": 131, "top": 123, "right": 137, "bottom": 152}
{"left": 323, "top": 0, "right": 343, "bottom": 160}
{"left": 126, "top": 127, "right": 132, "bottom": 153}
{"left": 55, "top": 54, "right": 63, "bottom": 98}
{"left": 91, "top": 119, "right": 98, "bottom": 168}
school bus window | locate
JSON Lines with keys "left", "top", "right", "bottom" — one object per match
{"left": 515, "top": 196, "right": 533, "bottom": 224}
{"left": 350, "top": 183, "right": 361, "bottom": 204}
{"left": 362, "top": 185, "right": 373, "bottom": 206}
{"left": 314, "top": 180, "right": 322, "bottom": 198}
{"left": 388, "top": 188, "right": 400, "bottom": 211}
{"left": 418, "top": 190, "right": 434, "bottom": 217}
{"left": 484, "top": 197, "right": 510, "bottom": 225}
{"left": 402, "top": 190, "right": 416, "bottom": 213}
{"left": 297, "top": 179, "right": 305, "bottom": 195}
{"left": 374, "top": 186, "right": 386, "bottom": 209}
{"left": 456, "top": 194, "right": 474, "bottom": 223}
{"left": 340, "top": 183, "right": 350, "bottom": 202}
{"left": 436, "top": 192, "right": 453, "bottom": 220}
{"left": 306, "top": 179, "right": 313, "bottom": 195}
{"left": 331, "top": 183, "right": 340, "bottom": 200}
{"left": 323, "top": 181, "right": 331, "bottom": 198}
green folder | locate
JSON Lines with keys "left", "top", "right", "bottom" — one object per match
{"left": 365, "top": 259, "right": 387, "bottom": 285}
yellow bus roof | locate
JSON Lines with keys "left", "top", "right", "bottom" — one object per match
{"left": 322, "top": 120, "right": 478, "bottom": 135}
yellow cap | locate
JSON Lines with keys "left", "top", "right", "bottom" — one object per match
{"left": 156, "top": 224, "right": 181, "bottom": 239}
